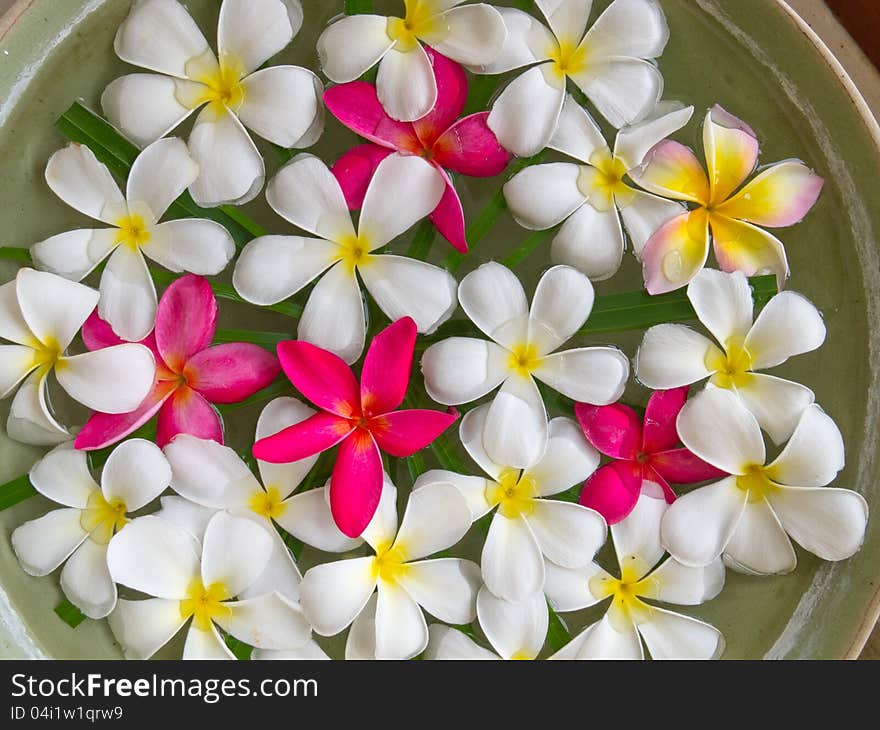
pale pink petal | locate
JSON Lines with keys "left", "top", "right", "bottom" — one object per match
{"left": 276, "top": 340, "right": 361, "bottom": 417}
{"left": 579, "top": 461, "right": 643, "bottom": 525}
{"left": 641, "top": 210, "right": 710, "bottom": 295}
{"left": 331, "top": 144, "right": 394, "bottom": 210}
{"left": 155, "top": 387, "right": 223, "bottom": 448}
{"left": 330, "top": 430, "right": 384, "bottom": 538}
{"left": 574, "top": 402, "right": 642, "bottom": 460}
{"left": 74, "top": 381, "right": 177, "bottom": 450}
{"left": 412, "top": 46, "right": 468, "bottom": 147}
{"left": 360, "top": 317, "right": 416, "bottom": 417}
{"left": 323, "top": 82, "right": 421, "bottom": 152}
{"left": 252, "top": 411, "right": 353, "bottom": 463}
{"left": 154, "top": 274, "right": 217, "bottom": 373}
{"left": 641, "top": 386, "right": 689, "bottom": 454}
{"left": 649, "top": 449, "right": 727, "bottom": 484}
{"left": 429, "top": 175, "right": 468, "bottom": 253}
{"left": 184, "top": 343, "right": 280, "bottom": 404}
{"left": 370, "top": 409, "right": 457, "bottom": 458}
{"left": 432, "top": 113, "right": 511, "bottom": 177}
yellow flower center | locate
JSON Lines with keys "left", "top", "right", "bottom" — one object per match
{"left": 371, "top": 542, "right": 409, "bottom": 584}
{"left": 589, "top": 557, "right": 656, "bottom": 631}
{"left": 705, "top": 335, "right": 754, "bottom": 389}
{"left": 507, "top": 343, "right": 541, "bottom": 378}
{"left": 31, "top": 336, "right": 63, "bottom": 374}
{"left": 192, "top": 52, "right": 246, "bottom": 116}
{"left": 736, "top": 463, "right": 777, "bottom": 503}
{"left": 80, "top": 491, "right": 128, "bottom": 545}
{"left": 337, "top": 233, "right": 372, "bottom": 273}
{"left": 180, "top": 578, "right": 231, "bottom": 631}
{"left": 114, "top": 213, "right": 151, "bottom": 251}
{"left": 486, "top": 468, "right": 539, "bottom": 519}
{"left": 248, "top": 485, "right": 288, "bottom": 520}
{"left": 579, "top": 151, "right": 635, "bottom": 212}
{"left": 386, "top": 0, "right": 445, "bottom": 53}
{"left": 548, "top": 38, "right": 589, "bottom": 80}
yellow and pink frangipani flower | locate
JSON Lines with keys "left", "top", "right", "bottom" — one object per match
{"left": 633, "top": 105, "right": 824, "bottom": 294}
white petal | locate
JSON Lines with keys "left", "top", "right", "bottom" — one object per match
{"left": 256, "top": 397, "right": 318, "bottom": 498}
{"left": 527, "top": 500, "right": 606, "bottom": 567}
{"left": 476, "top": 587, "right": 548, "bottom": 660}
{"left": 156, "top": 495, "right": 216, "bottom": 544}
{"left": 458, "top": 262, "right": 529, "bottom": 348}
{"left": 721, "top": 498, "right": 796, "bottom": 575}
{"left": 686, "top": 268, "right": 754, "bottom": 345}
{"left": 555, "top": 614, "right": 643, "bottom": 659}
{"left": 360, "top": 478, "right": 399, "bottom": 552}
{"left": 299, "top": 557, "right": 377, "bottom": 635}
{"left": 7, "top": 370, "right": 70, "bottom": 445}
{"left": 218, "top": 0, "right": 296, "bottom": 75}
{"left": 735, "top": 374, "right": 815, "bottom": 445}
{"left": 16, "top": 268, "right": 98, "bottom": 350}
{"left": 744, "top": 291, "right": 826, "bottom": 370}
{"left": 643, "top": 557, "right": 725, "bottom": 605}
{"left": 614, "top": 102, "right": 694, "bottom": 170}
{"left": 253, "top": 641, "right": 330, "bottom": 660}
{"left": 45, "top": 143, "right": 125, "bottom": 224}
{"left": 527, "top": 417, "right": 599, "bottom": 496}
{"left": 57, "top": 344, "right": 155, "bottom": 414}
{"left": 374, "top": 580, "right": 429, "bottom": 660}
{"left": 571, "top": 58, "right": 663, "bottom": 128}
{"left": 107, "top": 515, "right": 199, "bottom": 598}
{"left": 481, "top": 513, "right": 544, "bottom": 601}
{"left": 429, "top": 4, "right": 506, "bottom": 66}
{"left": 360, "top": 255, "right": 456, "bottom": 333}
{"left": 182, "top": 624, "right": 235, "bottom": 660}
{"left": 458, "top": 403, "right": 506, "bottom": 481}
{"left": 101, "top": 74, "right": 194, "bottom": 148}
{"left": 0, "top": 279, "right": 35, "bottom": 346}
{"left": 61, "top": 539, "right": 116, "bottom": 619}
{"left": 345, "top": 592, "right": 377, "bottom": 660}
{"left": 611, "top": 492, "right": 668, "bottom": 576}
{"left": 29, "top": 442, "right": 97, "bottom": 509}
{"left": 583, "top": 0, "right": 669, "bottom": 58}
{"left": 11, "top": 509, "right": 89, "bottom": 576}
{"left": 239, "top": 66, "right": 322, "bottom": 147}
{"left": 488, "top": 64, "right": 565, "bottom": 157}
{"left": 275, "top": 486, "right": 363, "bottom": 553}
{"left": 188, "top": 108, "right": 264, "bottom": 207}
{"left": 31, "top": 229, "right": 119, "bottom": 282}
{"left": 421, "top": 337, "right": 509, "bottom": 406}
{"left": 316, "top": 14, "right": 395, "bottom": 83}
{"left": 619, "top": 190, "right": 686, "bottom": 256}
{"left": 400, "top": 558, "right": 481, "bottom": 624}
{"left": 142, "top": 219, "right": 235, "bottom": 275}
{"left": 635, "top": 324, "right": 714, "bottom": 389}
{"left": 127, "top": 137, "right": 198, "bottom": 221}
{"left": 414, "top": 469, "right": 493, "bottom": 521}
{"left": 660, "top": 477, "right": 746, "bottom": 568}
{"left": 376, "top": 46, "right": 437, "bottom": 123}
{"left": 528, "top": 265, "right": 595, "bottom": 354}
{"left": 475, "top": 7, "right": 554, "bottom": 74}
{"left": 638, "top": 607, "right": 723, "bottom": 660}
{"left": 394, "top": 483, "right": 472, "bottom": 561}
{"left": 549, "top": 94, "right": 610, "bottom": 163}
{"left": 551, "top": 203, "right": 625, "bottom": 281}
{"left": 239, "top": 527, "right": 302, "bottom": 602}
{"left": 0, "top": 345, "right": 36, "bottom": 399}
{"left": 544, "top": 560, "right": 608, "bottom": 611}
{"left": 536, "top": 0, "right": 593, "bottom": 47}
{"left": 424, "top": 625, "right": 498, "bottom": 660}
{"left": 298, "top": 265, "right": 365, "bottom": 365}
{"left": 97, "top": 246, "right": 157, "bottom": 342}
{"left": 101, "top": 438, "right": 171, "bottom": 511}
{"left": 217, "top": 593, "right": 310, "bottom": 650}
{"left": 201, "top": 511, "right": 273, "bottom": 596}
{"left": 766, "top": 404, "right": 844, "bottom": 487}
{"left": 533, "top": 346, "right": 629, "bottom": 404}
{"left": 108, "top": 598, "right": 186, "bottom": 660}
{"left": 483, "top": 374, "right": 548, "bottom": 470}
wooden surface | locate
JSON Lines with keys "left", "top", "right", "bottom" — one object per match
{"left": 827, "top": 0, "right": 880, "bottom": 70}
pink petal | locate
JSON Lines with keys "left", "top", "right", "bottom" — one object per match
{"left": 324, "top": 81, "right": 421, "bottom": 152}
{"left": 641, "top": 387, "right": 690, "bottom": 454}
{"left": 370, "top": 408, "right": 457, "bottom": 458}
{"left": 649, "top": 448, "right": 727, "bottom": 484}
{"left": 360, "top": 317, "right": 416, "bottom": 417}
{"left": 330, "top": 430, "right": 384, "bottom": 538}
{"left": 82, "top": 309, "right": 162, "bottom": 362}
{"left": 184, "top": 343, "right": 280, "bottom": 404}
{"left": 641, "top": 209, "right": 710, "bottom": 295}
{"left": 252, "top": 411, "right": 353, "bottom": 463}
{"left": 429, "top": 170, "right": 468, "bottom": 253}
{"left": 155, "top": 274, "right": 217, "bottom": 373}
{"left": 432, "top": 113, "right": 511, "bottom": 177}
{"left": 156, "top": 386, "right": 223, "bottom": 448}
{"left": 332, "top": 144, "right": 395, "bottom": 210}
{"left": 643, "top": 466, "right": 678, "bottom": 504}
{"left": 74, "top": 380, "right": 177, "bottom": 450}
{"left": 276, "top": 340, "right": 361, "bottom": 418}
{"left": 412, "top": 46, "right": 468, "bottom": 148}
{"left": 574, "top": 402, "right": 642, "bottom": 460}
{"left": 578, "top": 461, "right": 642, "bottom": 525}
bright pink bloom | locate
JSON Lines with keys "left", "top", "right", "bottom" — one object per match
{"left": 575, "top": 387, "right": 726, "bottom": 524}
{"left": 75, "top": 275, "right": 280, "bottom": 450}
{"left": 324, "top": 46, "right": 512, "bottom": 253}
{"left": 253, "top": 317, "right": 457, "bottom": 537}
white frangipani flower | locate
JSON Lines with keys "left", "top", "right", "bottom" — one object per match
{"left": 299, "top": 480, "right": 481, "bottom": 660}
{"left": 0, "top": 268, "right": 155, "bottom": 445}
{"left": 504, "top": 98, "right": 692, "bottom": 280}
{"left": 547, "top": 492, "right": 726, "bottom": 659}
{"left": 11, "top": 440, "right": 171, "bottom": 619}
{"left": 417, "top": 405, "right": 605, "bottom": 602}
{"left": 316, "top": 0, "right": 506, "bottom": 122}
{"left": 636, "top": 268, "right": 826, "bottom": 443}
{"left": 661, "top": 387, "right": 868, "bottom": 576}
{"left": 421, "top": 262, "right": 629, "bottom": 468}
{"left": 233, "top": 152, "right": 457, "bottom": 364}
{"left": 104, "top": 0, "right": 323, "bottom": 206}
{"left": 107, "top": 510, "right": 311, "bottom": 659}
{"left": 32, "top": 140, "right": 235, "bottom": 341}
{"left": 482, "top": 0, "right": 669, "bottom": 156}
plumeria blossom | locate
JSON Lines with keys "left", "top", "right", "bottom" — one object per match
{"left": 233, "top": 153, "right": 456, "bottom": 364}
{"left": 421, "top": 262, "right": 629, "bottom": 468}
{"left": 417, "top": 404, "right": 605, "bottom": 602}
{"left": 576, "top": 386, "right": 724, "bottom": 524}
{"left": 481, "top": 0, "right": 669, "bottom": 157}
{"left": 0, "top": 268, "right": 154, "bottom": 445}
{"left": 636, "top": 269, "right": 826, "bottom": 444}
{"left": 632, "top": 105, "right": 824, "bottom": 293}
{"left": 75, "top": 274, "right": 279, "bottom": 450}
{"left": 32, "top": 140, "right": 234, "bottom": 340}
{"left": 316, "top": 0, "right": 506, "bottom": 122}
{"left": 325, "top": 46, "right": 511, "bottom": 253}
{"left": 107, "top": 510, "right": 311, "bottom": 659}
{"left": 503, "top": 97, "right": 691, "bottom": 280}
{"left": 104, "top": 0, "right": 323, "bottom": 207}
{"left": 661, "top": 387, "right": 868, "bottom": 576}
{"left": 253, "top": 318, "right": 457, "bottom": 538}
{"left": 547, "top": 492, "right": 725, "bottom": 659}
{"left": 11, "top": 440, "right": 170, "bottom": 619}
{"left": 300, "top": 480, "right": 481, "bottom": 660}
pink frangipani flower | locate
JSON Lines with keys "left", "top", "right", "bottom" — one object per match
{"left": 253, "top": 317, "right": 457, "bottom": 538}
{"left": 75, "top": 274, "right": 280, "bottom": 450}
{"left": 325, "top": 46, "right": 511, "bottom": 253}
{"left": 575, "top": 387, "right": 725, "bottom": 524}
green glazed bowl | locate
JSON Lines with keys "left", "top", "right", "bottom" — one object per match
{"left": 0, "top": 0, "right": 878, "bottom": 659}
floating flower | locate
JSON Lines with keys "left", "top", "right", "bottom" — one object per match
{"left": 661, "top": 387, "right": 868, "bottom": 575}
{"left": 11, "top": 440, "right": 171, "bottom": 619}
{"left": 316, "top": 0, "right": 506, "bottom": 122}
{"left": 482, "top": 0, "right": 669, "bottom": 156}
{"left": 75, "top": 274, "right": 279, "bottom": 450}
{"left": 635, "top": 268, "right": 825, "bottom": 443}
{"left": 503, "top": 98, "right": 691, "bottom": 280}
{"left": 547, "top": 492, "right": 725, "bottom": 659}
{"left": 299, "top": 480, "right": 480, "bottom": 660}
{"left": 104, "top": 0, "right": 323, "bottom": 206}
{"left": 233, "top": 153, "right": 456, "bottom": 364}
{"left": 107, "top": 510, "right": 311, "bottom": 659}
{"left": 576, "top": 386, "right": 725, "bottom": 524}
{"left": 32, "top": 140, "right": 235, "bottom": 341}
{"left": 418, "top": 404, "right": 605, "bottom": 601}
{"left": 253, "top": 317, "right": 457, "bottom": 537}
{"left": 421, "top": 262, "right": 629, "bottom": 468}
{"left": 0, "top": 268, "right": 154, "bottom": 445}
{"left": 325, "top": 46, "right": 511, "bottom": 253}
{"left": 632, "top": 105, "right": 824, "bottom": 293}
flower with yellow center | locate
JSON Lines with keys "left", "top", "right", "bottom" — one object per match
{"left": 180, "top": 578, "right": 231, "bottom": 631}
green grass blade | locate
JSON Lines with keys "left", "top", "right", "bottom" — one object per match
{"left": 345, "top": 0, "right": 374, "bottom": 14}
{"left": 55, "top": 599, "right": 87, "bottom": 629}
{"left": 0, "top": 247, "right": 34, "bottom": 264}
{"left": 213, "top": 329, "right": 290, "bottom": 349}
{"left": 546, "top": 602, "right": 572, "bottom": 653}
{"left": 0, "top": 474, "right": 37, "bottom": 511}
{"left": 405, "top": 220, "right": 437, "bottom": 261}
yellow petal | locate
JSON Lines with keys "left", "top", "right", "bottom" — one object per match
{"left": 702, "top": 105, "right": 759, "bottom": 205}
{"left": 709, "top": 214, "right": 788, "bottom": 288}
{"left": 631, "top": 140, "right": 709, "bottom": 204}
